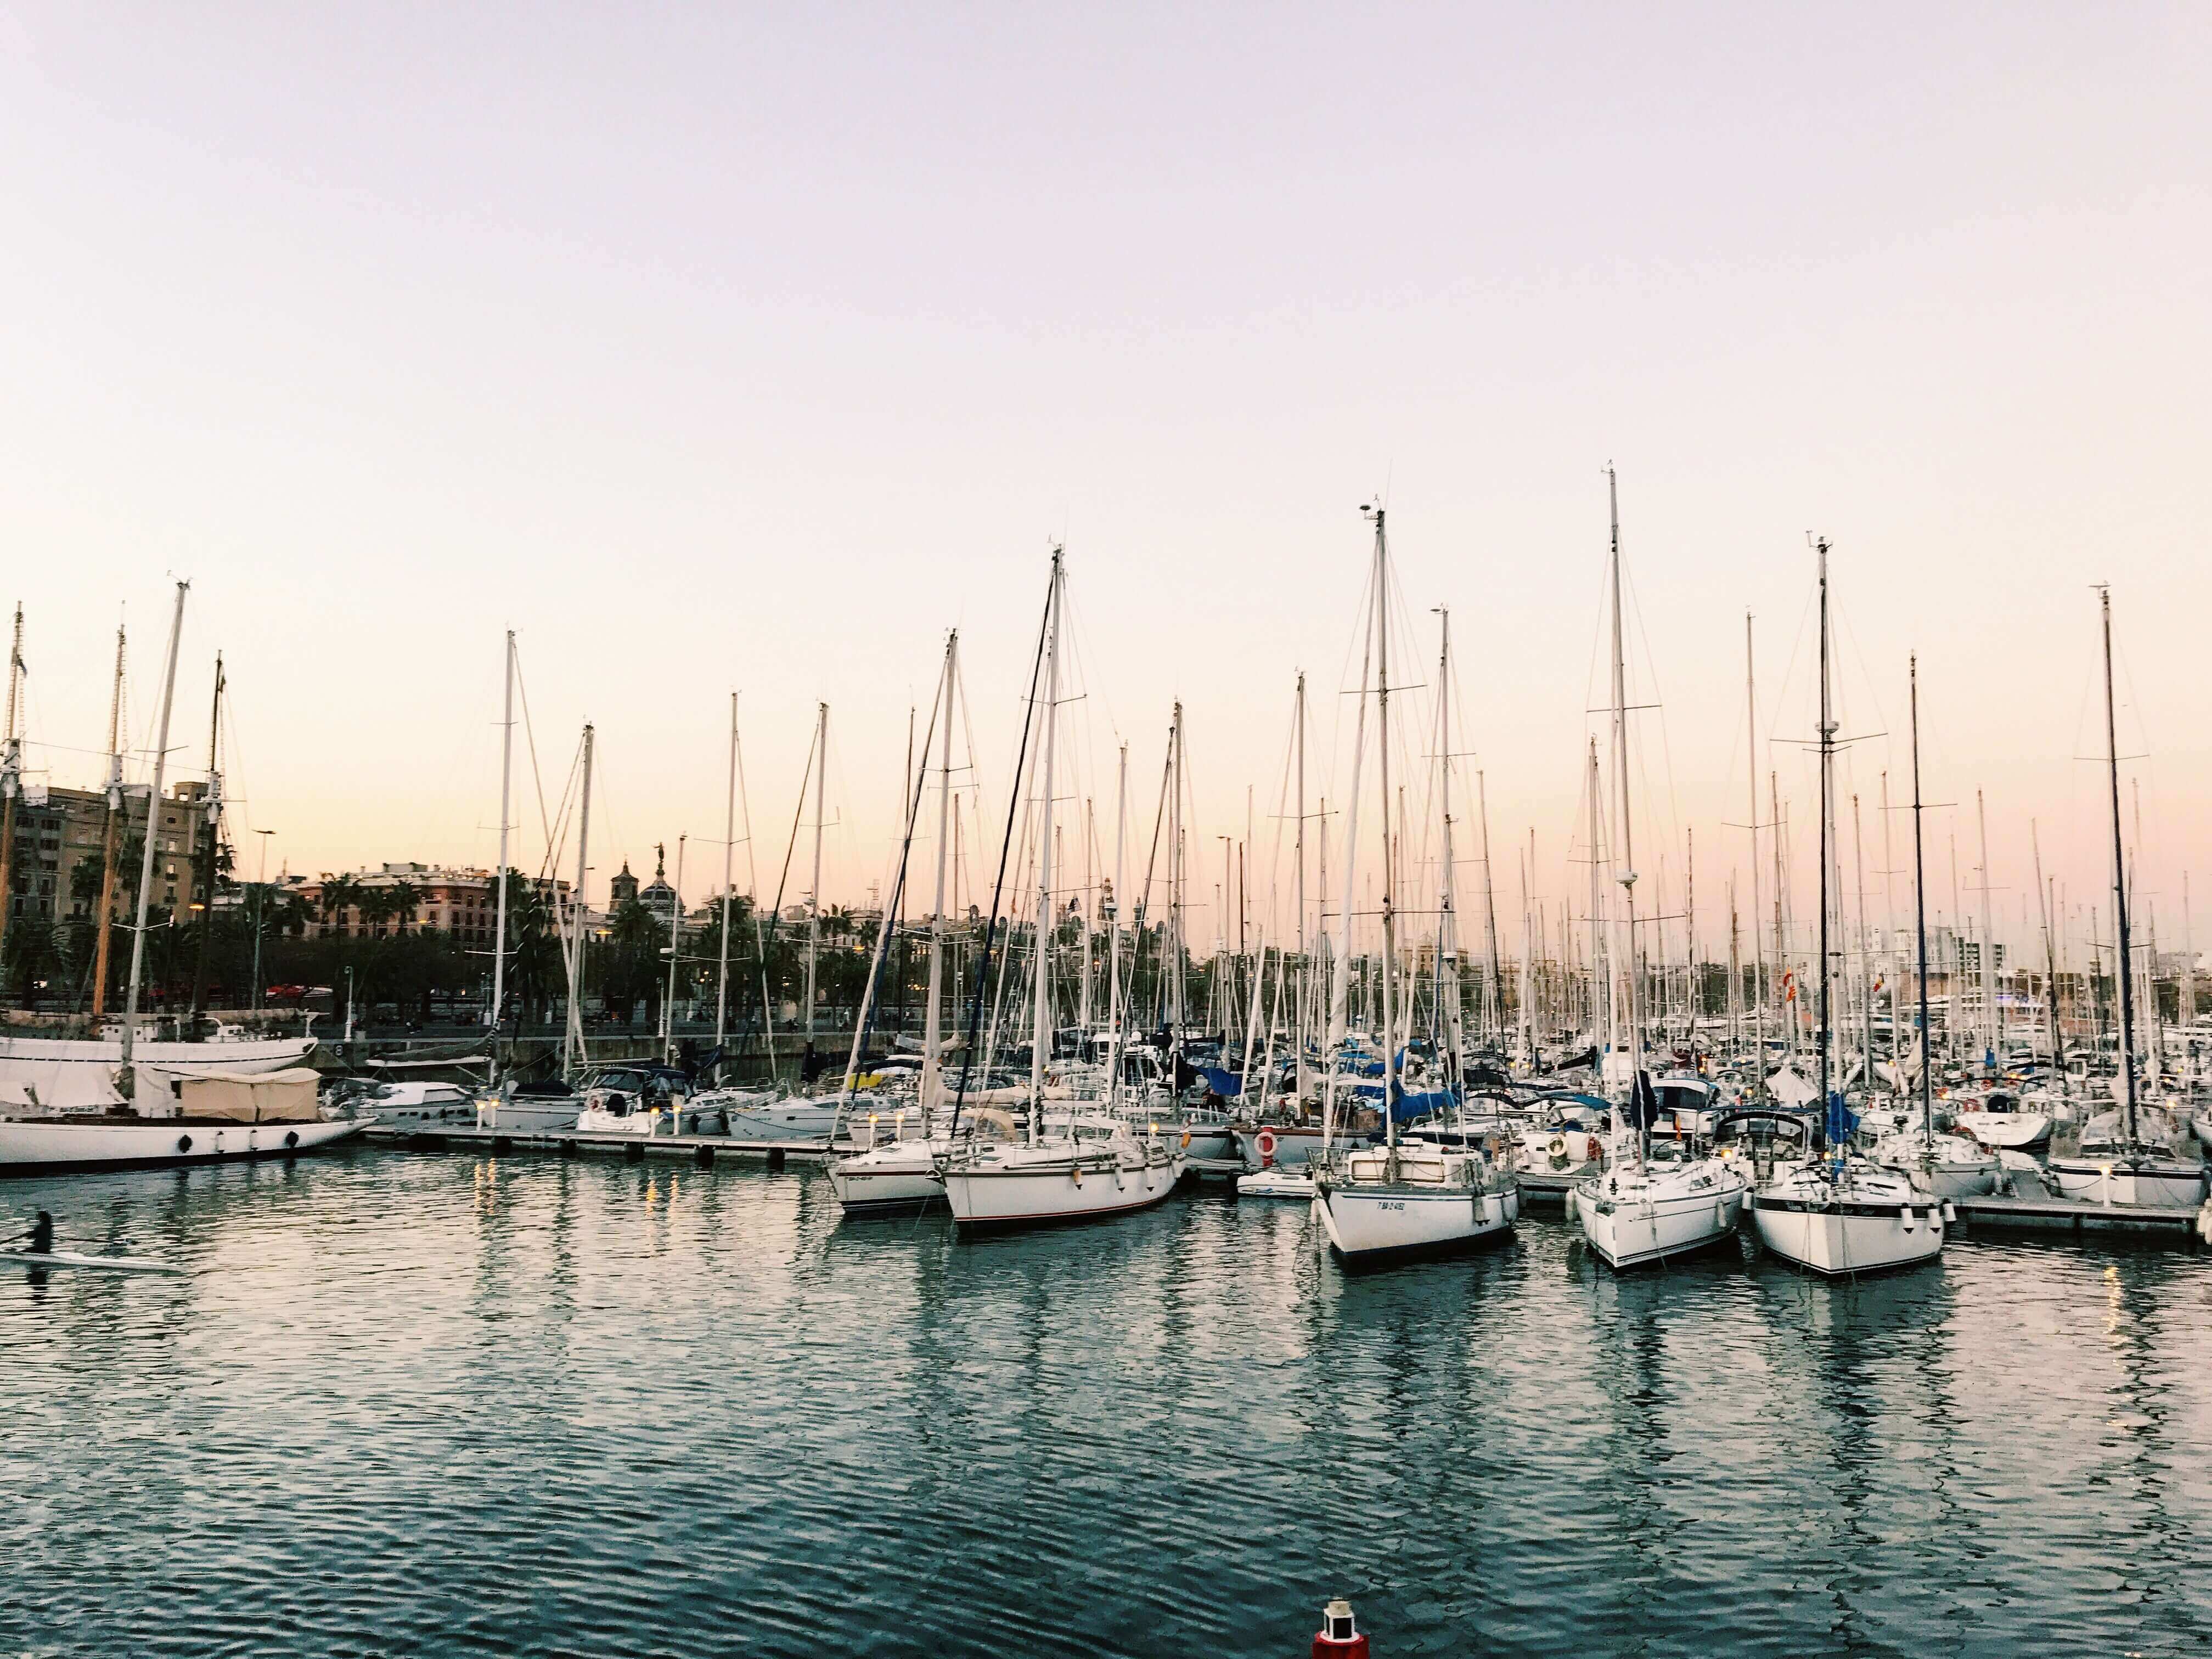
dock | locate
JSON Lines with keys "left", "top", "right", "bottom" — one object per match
{"left": 362, "top": 1124, "right": 833, "bottom": 1165}
{"left": 1955, "top": 1192, "right": 2206, "bottom": 1246}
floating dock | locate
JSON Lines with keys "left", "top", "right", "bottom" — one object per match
{"left": 1954, "top": 1192, "right": 2205, "bottom": 1246}
{"left": 362, "top": 1124, "right": 832, "bottom": 1165}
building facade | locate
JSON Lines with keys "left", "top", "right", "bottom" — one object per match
{"left": 4, "top": 780, "right": 209, "bottom": 926}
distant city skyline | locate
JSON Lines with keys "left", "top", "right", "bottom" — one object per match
{"left": 3, "top": 7, "right": 2207, "bottom": 961}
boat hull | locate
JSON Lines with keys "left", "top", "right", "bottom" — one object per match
{"left": 1577, "top": 1176, "right": 1746, "bottom": 1270}
{"left": 1315, "top": 1179, "right": 1518, "bottom": 1266}
{"left": 721, "top": 1099, "right": 843, "bottom": 1142}
{"left": 475, "top": 1097, "right": 582, "bottom": 1133}
{"left": 1749, "top": 1193, "right": 1945, "bottom": 1275}
{"left": 828, "top": 1143, "right": 948, "bottom": 1215}
{"left": 1952, "top": 1111, "right": 2051, "bottom": 1150}
{"left": 942, "top": 1146, "right": 1183, "bottom": 1231}
{"left": 0, "top": 1115, "right": 364, "bottom": 1176}
{"left": 2045, "top": 1156, "right": 2209, "bottom": 1209}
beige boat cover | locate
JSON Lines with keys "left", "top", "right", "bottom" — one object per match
{"left": 177, "top": 1068, "right": 323, "bottom": 1123}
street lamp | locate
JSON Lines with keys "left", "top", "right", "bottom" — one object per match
{"left": 254, "top": 830, "right": 275, "bottom": 1014}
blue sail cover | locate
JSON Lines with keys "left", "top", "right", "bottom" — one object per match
{"left": 1200, "top": 1066, "right": 1243, "bottom": 1098}
{"left": 1388, "top": 1087, "right": 1459, "bottom": 1125}
{"left": 1825, "top": 1091, "right": 1860, "bottom": 1146}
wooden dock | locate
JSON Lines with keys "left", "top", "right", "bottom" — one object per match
{"left": 362, "top": 1124, "right": 833, "bottom": 1165}
{"left": 1954, "top": 1192, "right": 2206, "bottom": 1246}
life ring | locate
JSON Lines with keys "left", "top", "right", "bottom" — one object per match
{"left": 1586, "top": 1135, "right": 1603, "bottom": 1164}
{"left": 1547, "top": 1136, "right": 1567, "bottom": 1159}
{"left": 1256, "top": 1128, "right": 1279, "bottom": 1167}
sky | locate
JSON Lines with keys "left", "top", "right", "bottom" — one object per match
{"left": 1, "top": 4, "right": 2207, "bottom": 964}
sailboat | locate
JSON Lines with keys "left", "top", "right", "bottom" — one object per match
{"left": 831, "top": 631, "right": 964, "bottom": 1215}
{"left": 0, "top": 606, "right": 315, "bottom": 1111}
{"left": 1749, "top": 541, "right": 1945, "bottom": 1274}
{"left": 1870, "top": 656, "right": 1999, "bottom": 1200}
{"left": 1312, "top": 505, "right": 1518, "bottom": 1266}
{"left": 0, "top": 583, "right": 359, "bottom": 1172}
{"left": 937, "top": 550, "right": 1184, "bottom": 1230}
{"left": 2047, "top": 590, "right": 2210, "bottom": 1210}
{"left": 1572, "top": 469, "right": 1748, "bottom": 1268}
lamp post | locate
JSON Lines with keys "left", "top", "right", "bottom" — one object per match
{"left": 253, "top": 829, "right": 275, "bottom": 1014}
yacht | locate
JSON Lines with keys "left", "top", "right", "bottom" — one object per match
{"left": 1749, "top": 1156, "right": 1947, "bottom": 1275}
{"left": 1948, "top": 1087, "right": 2052, "bottom": 1150}
{"left": 1574, "top": 1120, "right": 1749, "bottom": 1270}
{"left": 347, "top": 1079, "right": 480, "bottom": 1128}
{"left": 476, "top": 1077, "right": 584, "bottom": 1133}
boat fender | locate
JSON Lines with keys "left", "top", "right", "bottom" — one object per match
{"left": 177, "top": 1134, "right": 193, "bottom": 1154}
{"left": 1257, "top": 1128, "right": 1278, "bottom": 1167}
{"left": 1586, "top": 1135, "right": 1602, "bottom": 1165}
{"left": 1180, "top": 1129, "right": 1191, "bottom": 1149}
{"left": 1071, "top": 1164, "right": 1082, "bottom": 1186}
{"left": 1900, "top": 1207, "right": 1917, "bottom": 1232}
{"left": 284, "top": 1130, "right": 300, "bottom": 1149}
{"left": 1941, "top": 1201, "right": 1956, "bottom": 1223}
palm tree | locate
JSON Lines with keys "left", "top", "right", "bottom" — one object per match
{"left": 320, "top": 875, "right": 364, "bottom": 939}
{"left": 387, "top": 881, "right": 421, "bottom": 935}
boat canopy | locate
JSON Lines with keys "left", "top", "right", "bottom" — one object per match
{"left": 177, "top": 1068, "right": 323, "bottom": 1124}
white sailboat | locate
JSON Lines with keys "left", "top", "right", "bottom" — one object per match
{"left": 832, "top": 631, "right": 965, "bottom": 1215}
{"left": 1574, "top": 469, "right": 1747, "bottom": 1269}
{"left": 1749, "top": 543, "right": 1944, "bottom": 1275}
{"left": 1313, "top": 505, "right": 1517, "bottom": 1266}
{"left": 939, "top": 550, "right": 1184, "bottom": 1230}
{"left": 2048, "top": 589, "right": 2211, "bottom": 1211}
{"left": 0, "top": 583, "right": 357, "bottom": 1172}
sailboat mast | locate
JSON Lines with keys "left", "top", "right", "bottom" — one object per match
{"left": 805, "top": 701, "right": 828, "bottom": 1055}
{"left": 2098, "top": 587, "right": 2139, "bottom": 1150}
{"left": 490, "top": 631, "right": 515, "bottom": 1064}
{"left": 1106, "top": 737, "right": 1127, "bottom": 1111}
{"left": 1436, "top": 610, "right": 1463, "bottom": 1085}
{"left": 1365, "top": 505, "right": 1400, "bottom": 1156}
{"left": 921, "top": 633, "right": 958, "bottom": 1117}
{"left": 1478, "top": 769, "right": 1501, "bottom": 1047}
{"left": 566, "top": 724, "right": 594, "bottom": 1082}
{"left": 2033, "top": 819, "right": 2059, "bottom": 1081}
{"left": 187, "top": 653, "right": 225, "bottom": 1037}
{"left": 1606, "top": 467, "right": 1643, "bottom": 1149}
{"left": 1745, "top": 611, "right": 1765, "bottom": 1097}
{"left": 663, "top": 836, "right": 685, "bottom": 1059}
{"left": 0, "top": 603, "right": 20, "bottom": 1004}
{"left": 716, "top": 692, "right": 736, "bottom": 1054}
{"left": 1853, "top": 792, "right": 1872, "bottom": 1090}
{"left": 1030, "top": 550, "right": 1064, "bottom": 1140}
{"left": 1294, "top": 674, "right": 1309, "bottom": 1098}
{"left": 1586, "top": 738, "right": 1604, "bottom": 1056}
{"left": 1910, "top": 658, "right": 1932, "bottom": 1143}
{"left": 1977, "top": 789, "right": 1997, "bottom": 1069}
{"left": 1814, "top": 538, "right": 1835, "bottom": 1152}
{"left": 121, "top": 582, "right": 189, "bottom": 1087}
{"left": 91, "top": 623, "right": 126, "bottom": 1017}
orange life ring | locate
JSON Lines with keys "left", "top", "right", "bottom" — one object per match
{"left": 1256, "top": 1128, "right": 1279, "bottom": 1167}
{"left": 1586, "top": 1135, "right": 1603, "bottom": 1164}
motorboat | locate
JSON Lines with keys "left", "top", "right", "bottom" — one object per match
{"left": 346, "top": 1079, "right": 480, "bottom": 1128}
{"left": 1235, "top": 1166, "right": 1316, "bottom": 1200}
{"left": 476, "top": 1078, "right": 583, "bottom": 1133}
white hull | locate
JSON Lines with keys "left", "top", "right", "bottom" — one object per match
{"left": 0, "top": 1033, "right": 314, "bottom": 1077}
{"left": 1871, "top": 1135, "right": 2001, "bottom": 1200}
{"left": 828, "top": 1139, "right": 949, "bottom": 1214}
{"left": 1315, "top": 1180, "right": 1518, "bottom": 1262}
{"left": 1750, "top": 1167, "right": 1945, "bottom": 1275}
{"left": 1952, "top": 1111, "right": 2051, "bottom": 1150}
{"left": 476, "top": 1096, "right": 582, "bottom": 1132}
{"left": 1236, "top": 1168, "right": 1316, "bottom": 1200}
{"left": 1575, "top": 1164, "right": 1747, "bottom": 1269}
{"left": 2046, "top": 1156, "right": 2209, "bottom": 1210}
{"left": 942, "top": 1139, "right": 1183, "bottom": 1229}
{"left": 0, "top": 1114, "right": 363, "bottom": 1174}
{"left": 721, "top": 1097, "right": 841, "bottom": 1143}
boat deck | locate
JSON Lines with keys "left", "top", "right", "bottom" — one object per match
{"left": 362, "top": 1124, "right": 834, "bottom": 1164}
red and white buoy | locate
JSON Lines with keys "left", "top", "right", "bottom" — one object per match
{"left": 1312, "top": 1598, "right": 1370, "bottom": 1657}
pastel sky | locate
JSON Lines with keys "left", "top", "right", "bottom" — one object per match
{"left": 2, "top": 5, "right": 2206, "bottom": 964}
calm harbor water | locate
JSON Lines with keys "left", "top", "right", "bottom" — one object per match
{"left": 4, "top": 1147, "right": 2208, "bottom": 1658}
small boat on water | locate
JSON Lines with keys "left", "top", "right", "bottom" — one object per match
{"left": 1235, "top": 1166, "right": 1315, "bottom": 1200}
{"left": 1, "top": 1247, "right": 181, "bottom": 1274}
{"left": 1949, "top": 1088, "right": 2052, "bottom": 1151}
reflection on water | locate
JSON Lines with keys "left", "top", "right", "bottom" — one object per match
{"left": 2, "top": 1147, "right": 2207, "bottom": 1657}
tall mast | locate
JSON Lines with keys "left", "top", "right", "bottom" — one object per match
{"left": 91, "top": 623, "right": 126, "bottom": 1017}
{"left": 2098, "top": 586, "right": 2139, "bottom": 1152}
{"left": 1436, "top": 608, "right": 1463, "bottom": 1087}
{"left": 1744, "top": 611, "right": 1765, "bottom": 1097}
{"left": 1606, "top": 467, "right": 1643, "bottom": 1151}
{"left": 715, "top": 692, "right": 737, "bottom": 1056}
{"left": 662, "top": 836, "right": 685, "bottom": 1059}
{"left": 1106, "top": 737, "right": 1127, "bottom": 1110}
{"left": 1976, "top": 788, "right": 1997, "bottom": 1069}
{"left": 1030, "top": 549, "right": 1065, "bottom": 1140}
{"left": 804, "top": 701, "right": 828, "bottom": 1057}
{"left": 565, "top": 724, "right": 594, "bottom": 1081}
{"left": 1853, "top": 792, "right": 1872, "bottom": 1089}
{"left": 1478, "top": 769, "right": 1501, "bottom": 1047}
{"left": 1169, "top": 701, "right": 1186, "bottom": 1041}
{"left": 1586, "top": 737, "right": 1605, "bottom": 1054}
{"left": 2033, "top": 819, "right": 2059, "bottom": 1082}
{"left": 489, "top": 631, "right": 515, "bottom": 1064}
{"left": 1294, "top": 674, "right": 1310, "bottom": 1098}
{"left": 921, "top": 633, "right": 958, "bottom": 1117}
{"left": 1879, "top": 769, "right": 1896, "bottom": 1077}
{"left": 1362, "top": 504, "right": 1400, "bottom": 1157}
{"left": 121, "top": 582, "right": 189, "bottom": 1090}
{"left": 1814, "top": 538, "right": 1836, "bottom": 1155}
{"left": 0, "top": 603, "right": 20, "bottom": 1005}
{"left": 187, "top": 653, "right": 225, "bottom": 1037}
{"left": 1909, "top": 657, "right": 1933, "bottom": 1144}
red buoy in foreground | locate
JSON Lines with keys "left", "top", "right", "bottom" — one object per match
{"left": 1312, "top": 1598, "right": 1370, "bottom": 1657}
